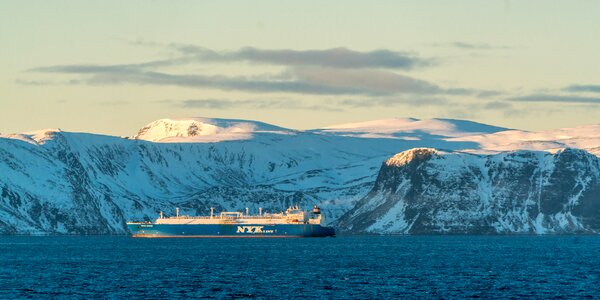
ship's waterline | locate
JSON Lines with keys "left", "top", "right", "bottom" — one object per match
{"left": 127, "top": 206, "right": 335, "bottom": 238}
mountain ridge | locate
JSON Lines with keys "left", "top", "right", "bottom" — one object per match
{"left": 2, "top": 117, "right": 600, "bottom": 234}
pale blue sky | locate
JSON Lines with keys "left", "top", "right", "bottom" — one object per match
{"left": 1, "top": 1, "right": 600, "bottom": 135}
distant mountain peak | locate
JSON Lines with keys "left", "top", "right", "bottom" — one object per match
{"left": 312, "top": 117, "right": 508, "bottom": 139}
{"left": 385, "top": 148, "right": 440, "bottom": 167}
{"left": 1, "top": 128, "right": 62, "bottom": 145}
{"left": 133, "top": 117, "right": 291, "bottom": 143}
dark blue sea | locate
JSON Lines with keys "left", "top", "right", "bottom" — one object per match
{"left": 1, "top": 236, "right": 599, "bottom": 299}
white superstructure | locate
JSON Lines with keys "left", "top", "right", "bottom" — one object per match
{"left": 153, "top": 206, "right": 325, "bottom": 225}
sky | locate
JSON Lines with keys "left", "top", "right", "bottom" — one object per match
{"left": 1, "top": 0, "right": 600, "bottom": 136}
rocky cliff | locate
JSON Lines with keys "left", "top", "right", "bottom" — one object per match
{"left": 337, "top": 148, "right": 600, "bottom": 234}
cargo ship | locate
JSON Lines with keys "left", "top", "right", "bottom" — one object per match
{"left": 127, "top": 206, "right": 335, "bottom": 238}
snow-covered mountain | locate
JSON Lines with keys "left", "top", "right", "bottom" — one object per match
{"left": 311, "top": 117, "right": 507, "bottom": 140}
{"left": 337, "top": 148, "right": 600, "bottom": 234}
{"left": 134, "top": 118, "right": 292, "bottom": 142}
{"left": 1, "top": 117, "right": 600, "bottom": 234}
{"left": 451, "top": 124, "right": 600, "bottom": 155}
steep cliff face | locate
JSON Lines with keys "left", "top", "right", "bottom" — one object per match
{"left": 337, "top": 148, "right": 600, "bottom": 234}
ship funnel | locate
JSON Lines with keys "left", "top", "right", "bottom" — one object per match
{"left": 210, "top": 207, "right": 214, "bottom": 219}
{"left": 312, "top": 206, "right": 321, "bottom": 214}
{"left": 259, "top": 207, "right": 262, "bottom": 216}
{"left": 245, "top": 207, "right": 249, "bottom": 216}
{"left": 176, "top": 207, "right": 179, "bottom": 218}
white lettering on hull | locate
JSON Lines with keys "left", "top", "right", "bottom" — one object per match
{"left": 236, "top": 226, "right": 274, "bottom": 234}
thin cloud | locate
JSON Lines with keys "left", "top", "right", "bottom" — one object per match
{"left": 173, "top": 98, "right": 342, "bottom": 112}
{"left": 25, "top": 45, "right": 479, "bottom": 96}
{"left": 510, "top": 94, "right": 600, "bottom": 104}
{"left": 338, "top": 96, "right": 449, "bottom": 107}
{"left": 476, "top": 90, "right": 505, "bottom": 98}
{"left": 15, "top": 78, "right": 81, "bottom": 85}
{"left": 289, "top": 67, "right": 450, "bottom": 95}
{"left": 432, "top": 42, "right": 510, "bottom": 50}
{"left": 481, "top": 101, "right": 523, "bottom": 117}
{"left": 170, "top": 96, "right": 449, "bottom": 111}
{"left": 31, "top": 45, "right": 432, "bottom": 72}
{"left": 95, "top": 100, "right": 130, "bottom": 106}
{"left": 175, "top": 46, "right": 432, "bottom": 70}
{"left": 83, "top": 70, "right": 371, "bottom": 95}
{"left": 29, "top": 65, "right": 468, "bottom": 96}
{"left": 29, "top": 58, "right": 191, "bottom": 73}
{"left": 563, "top": 84, "right": 600, "bottom": 93}
{"left": 483, "top": 101, "right": 512, "bottom": 110}
{"left": 31, "top": 64, "right": 138, "bottom": 74}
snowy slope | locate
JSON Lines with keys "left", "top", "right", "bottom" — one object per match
{"left": 2, "top": 117, "right": 600, "bottom": 234}
{"left": 1, "top": 118, "right": 478, "bottom": 234}
{"left": 134, "top": 118, "right": 292, "bottom": 142}
{"left": 311, "top": 118, "right": 508, "bottom": 140}
{"left": 337, "top": 148, "right": 600, "bottom": 234}
{"left": 315, "top": 118, "right": 600, "bottom": 157}
{"left": 452, "top": 124, "right": 600, "bottom": 155}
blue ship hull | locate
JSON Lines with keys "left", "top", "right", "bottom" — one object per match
{"left": 127, "top": 223, "right": 335, "bottom": 238}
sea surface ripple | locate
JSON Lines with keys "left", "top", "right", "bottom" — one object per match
{"left": 1, "top": 236, "right": 599, "bottom": 298}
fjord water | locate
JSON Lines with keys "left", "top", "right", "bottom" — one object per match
{"left": 1, "top": 236, "right": 599, "bottom": 298}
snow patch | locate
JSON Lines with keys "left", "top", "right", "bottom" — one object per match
{"left": 385, "top": 148, "right": 439, "bottom": 167}
{"left": 0, "top": 129, "right": 62, "bottom": 145}
{"left": 134, "top": 118, "right": 291, "bottom": 143}
{"left": 451, "top": 124, "right": 600, "bottom": 156}
{"left": 366, "top": 200, "right": 409, "bottom": 234}
{"left": 315, "top": 117, "right": 507, "bottom": 139}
